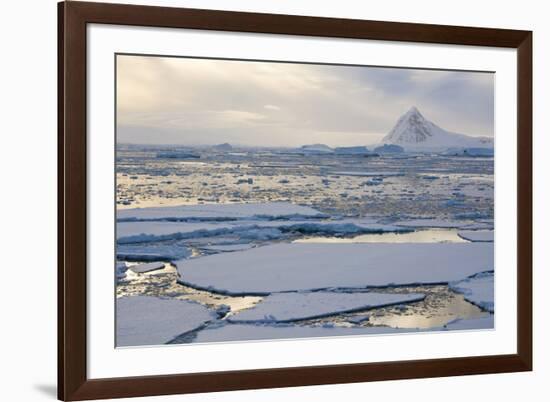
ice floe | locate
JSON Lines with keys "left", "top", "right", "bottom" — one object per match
{"left": 117, "top": 202, "right": 326, "bottom": 222}
{"left": 395, "top": 219, "right": 493, "bottom": 230}
{"left": 200, "top": 244, "right": 255, "bottom": 252}
{"left": 457, "top": 230, "right": 494, "bottom": 242}
{"left": 443, "top": 315, "right": 494, "bottom": 330}
{"left": 176, "top": 243, "right": 493, "bottom": 295}
{"left": 117, "top": 219, "right": 409, "bottom": 244}
{"left": 117, "top": 243, "right": 192, "bottom": 261}
{"left": 450, "top": 272, "right": 494, "bottom": 312}
{"left": 128, "top": 261, "right": 166, "bottom": 274}
{"left": 188, "top": 322, "right": 416, "bottom": 343}
{"left": 116, "top": 296, "right": 216, "bottom": 346}
{"left": 228, "top": 292, "right": 425, "bottom": 323}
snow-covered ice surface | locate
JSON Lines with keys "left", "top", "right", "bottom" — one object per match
{"left": 115, "top": 142, "right": 495, "bottom": 344}
{"left": 176, "top": 243, "right": 493, "bottom": 295}
{"left": 117, "top": 218, "right": 409, "bottom": 244}
{"left": 128, "top": 261, "right": 166, "bottom": 274}
{"left": 118, "top": 202, "right": 326, "bottom": 221}
{"left": 395, "top": 219, "right": 493, "bottom": 230}
{"left": 457, "top": 230, "right": 494, "bottom": 242}
{"left": 116, "top": 296, "right": 216, "bottom": 346}
{"left": 186, "top": 322, "right": 417, "bottom": 344}
{"left": 117, "top": 243, "right": 192, "bottom": 261}
{"left": 450, "top": 272, "right": 494, "bottom": 312}
{"left": 443, "top": 315, "right": 494, "bottom": 330}
{"left": 228, "top": 292, "right": 426, "bottom": 323}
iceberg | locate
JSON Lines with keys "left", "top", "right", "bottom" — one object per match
{"left": 299, "top": 144, "right": 334, "bottom": 154}
{"left": 334, "top": 146, "right": 376, "bottom": 156}
{"left": 176, "top": 243, "right": 493, "bottom": 295}
{"left": 374, "top": 144, "right": 405, "bottom": 154}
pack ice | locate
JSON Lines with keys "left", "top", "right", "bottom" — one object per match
{"left": 176, "top": 243, "right": 493, "bottom": 295}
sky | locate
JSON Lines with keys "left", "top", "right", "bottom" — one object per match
{"left": 116, "top": 54, "right": 494, "bottom": 147}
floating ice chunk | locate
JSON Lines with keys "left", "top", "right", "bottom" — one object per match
{"left": 443, "top": 315, "right": 494, "bottom": 330}
{"left": 176, "top": 243, "right": 493, "bottom": 295}
{"left": 188, "top": 322, "right": 416, "bottom": 344}
{"left": 116, "top": 296, "right": 216, "bottom": 346}
{"left": 117, "top": 202, "right": 326, "bottom": 222}
{"left": 117, "top": 243, "right": 192, "bottom": 261}
{"left": 450, "top": 272, "right": 494, "bottom": 312}
{"left": 228, "top": 292, "right": 425, "bottom": 323}
{"left": 395, "top": 219, "right": 491, "bottom": 230}
{"left": 116, "top": 262, "right": 128, "bottom": 280}
{"left": 128, "top": 261, "right": 166, "bottom": 274}
{"left": 457, "top": 230, "right": 494, "bottom": 242}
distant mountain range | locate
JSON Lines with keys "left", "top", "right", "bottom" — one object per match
{"left": 381, "top": 106, "right": 493, "bottom": 151}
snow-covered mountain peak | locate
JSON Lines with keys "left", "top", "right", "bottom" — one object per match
{"left": 381, "top": 107, "right": 493, "bottom": 151}
{"left": 383, "top": 107, "right": 433, "bottom": 144}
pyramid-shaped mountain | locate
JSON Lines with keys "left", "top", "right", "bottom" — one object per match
{"left": 381, "top": 107, "right": 493, "bottom": 150}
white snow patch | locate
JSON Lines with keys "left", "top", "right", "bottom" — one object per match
{"left": 228, "top": 292, "right": 425, "bottom": 323}
{"left": 176, "top": 243, "right": 493, "bottom": 295}
{"left": 116, "top": 296, "right": 216, "bottom": 346}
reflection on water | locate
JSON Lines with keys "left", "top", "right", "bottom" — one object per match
{"left": 294, "top": 228, "right": 468, "bottom": 244}
{"left": 301, "top": 285, "right": 488, "bottom": 329}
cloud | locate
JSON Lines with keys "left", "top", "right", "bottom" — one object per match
{"left": 116, "top": 55, "right": 494, "bottom": 146}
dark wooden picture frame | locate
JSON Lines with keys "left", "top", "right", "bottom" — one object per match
{"left": 58, "top": 1, "right": 532, "bottom": 400}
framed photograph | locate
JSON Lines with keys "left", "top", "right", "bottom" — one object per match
{"left": 58, "top": 1, "right": 532, "bottom": 400}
